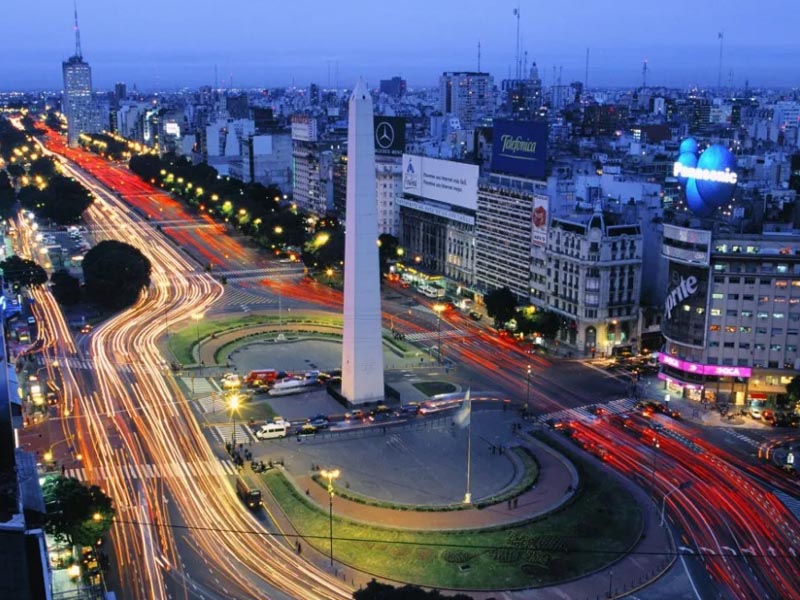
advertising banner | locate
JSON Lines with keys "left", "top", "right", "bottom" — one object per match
{"left": 657, "top": 353, "right": 751, "bottom": 378}
{"left": 490, "top": 120, "right": 548, "bottom": 179}
{"left": 401, "top": 155, "right": 478, "bottom": 210}
{"left": 661, "top": 261, "right": 710, "bottom": 348}
{"left": 373, "top": 116, "right": 405, "bottom": 156}
{"left": 532, "top": 194, "right": 549, "bottom": 247}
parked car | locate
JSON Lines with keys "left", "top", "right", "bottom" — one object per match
{"left": 345, "top": 409, "right": 366, "bottom": 422}
{"left": 468, "top": 311, "right": 482, "bottom": 321}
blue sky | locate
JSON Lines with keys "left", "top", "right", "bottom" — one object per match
{"left": 1, "top": 0, "right": 798, "bottom": 90}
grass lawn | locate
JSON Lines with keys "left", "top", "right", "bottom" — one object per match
{"left": 412, "top": 381, "right": 458, "bottom": 397}
{"left": 263, "top": 454, "right": 641, "bottom": 590}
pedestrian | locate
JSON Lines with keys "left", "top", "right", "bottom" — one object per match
{"left": 382, "top": 426, "right": 386, "bottom": 434}
{"left": 60, "top": 464, "right": 65, "bottom": 476}
{"left": 297, "top": 541, "right": 302, "bottom": 554}
{"left": 507, "top": 499, "right": 511, "bottom": 509}
{"left": 513, "top": 498, "right": 518, "bottom": 509}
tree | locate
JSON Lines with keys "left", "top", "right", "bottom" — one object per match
{"left": 18, "top": 174, "right": 93, "bottom": 224}
{"left": 532, "top": 310, "right": 561, "bottom": 340}
{"left": 483, "top": 287, "right": 518, "bottom": 328}
{"left": 42, "top": 476, "right": 114, "bottom": 547}
{"left": 83, "top": 240, "right": 152, "bottom": 310}
{"left": 353, "top": 579, "right": 473, "bottom": 600}
{"left": 0, "top": 171, "right": 15, "bottom": 219}
{"left": 787, "top": 376, "right": 800, "bottom": 405}
{"left": 50, "top": 269, "right": 82, "bottom": 305}
{"left": 378, "top": 233, "right": 400, "bottom": 275}
{"left": 0, "top": 255, "right": 48, "bottom": 287}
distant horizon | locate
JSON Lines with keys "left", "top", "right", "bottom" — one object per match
{"left": 1, "top": 1, "right": 798, "bottom": 92}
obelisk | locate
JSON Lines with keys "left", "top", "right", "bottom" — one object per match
{"left": 341, "top": 80, "right": 385, "bottom": 405}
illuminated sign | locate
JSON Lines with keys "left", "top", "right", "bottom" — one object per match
{"left": 374, "top": 116, "right": 405, "bottom": 157}
{"left": 531, "top": 195, "right": 548, "bottom": 248}
{"left": 657, "top": 353, "right": 752, "bottom": 378}
{"left": 664, "top": 275, "right": 698, "bottom": 320}
{"left": 662, "top": 261, "right": 709, "bottom": 348}
{"left": 676, "top": 138, "right": 738, "bottom": 217}
{"left": 491, "top": 120, "right": 547, "bottom": 179}
{"left": 401, "top": 154, "right": 478, "bottom": 210}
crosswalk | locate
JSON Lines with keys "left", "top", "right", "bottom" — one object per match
{"left": 181, "top": 377, "right": 216, "bottom": 396}
{"left": 194, "top": 394, "right": 224, "bottom": 414}
{"left": 210, "top": 423, "right": 256, "bottom": 444}
{"left": 535, "top": 397, "right": 636, "bottom": 424}
{"left": 63, "top": 458, "right": 239, "bottom": 483}
{"left": 218, "top": 287, "right": 276, "bottom": 308}
{"left": 56, "top": 356, "right": 161, "bottom": 375}
{"left": 723, "top": 428, "right": 761, "bottom": 449}
{"left": 403, "top": 329, "right": 464, "bottom": 342}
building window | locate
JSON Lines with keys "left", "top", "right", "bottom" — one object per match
{"left": 741, "top": 310, "right": 753, "bottom": 318}
{"left": 712, "top": 293, "right": 724, "bottom": 300}
{"left": 728, "top": 278, "right": 740, "bottom": 285}
{"left": 740, "top": 326, "right": 752, "bottom": 333}
{"left": 725, "top": 326, "right": 736, "bottom": 333}
{"left": 776, "top": 280, "right": 788, "bottom": 288}
{"left": 758, "top": 312, "right": 769, "bottom": 319}
{"left": 727, "top": 294, "right": 739, "bottom": 301}
{"left": 709, "top": 325, "right": 721, "bottom": 332}
{"left": 740, "top": 342, "right": 750, "bottom": 349}
{"left": 726, "top": 310, "right": 738, "bottom": 317}
{"left": 743, "top": 295, "right": 754, "bottom": 301}
{"left": 772, "top": 328, "right": 784, "bottom": 336}
{"left": 770, "top": 344, "right": 782, "bottom": 351}
{"left": 744, "top": 278, "right": 755, "bottom": 285}
{"left": 775, "top": 313, "right": 785, "bottom": 319}
{"left": 711, "top": 308, "right": 721, "bottom": 316}
{"left": 724, "top": 342, "right": 735, "bottom": 348}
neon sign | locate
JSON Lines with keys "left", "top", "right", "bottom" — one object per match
{"left": 657, "top": 353, "right": 751, "bottom": 378}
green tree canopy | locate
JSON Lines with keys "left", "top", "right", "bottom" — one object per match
{"left": 50, "top": 269, "right": 82, "bottom": 306}
{"left": 378, "top": 233, "right": 400, "bottom": 276}
{"left": 83, "top": 240, "right": 152, "bottom": 310}
{"left": 532, "top": 310, "right": 561, "bottom": 339}
{"left": 0, "top": 171, "right": 15, "bottom": 219}
{"left": 0, "top": 255, "right": 47, "bottom": 287}
{"left": 42, "top": 476, "right": 114, "bottom": 547}
{"left": 484, "top": 287, "right": 518, "bottom": 328}
{"left": 18, "top": 174, "right": 93, "bottom": 224}
{"left": 354, "top": 580, "right": 473, "bottom": 600}
{"left": 787, "top": 376, "right": 800, "bottom": 404}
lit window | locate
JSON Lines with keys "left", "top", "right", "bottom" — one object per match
{"left": 709, "top": 325, "right": 721, "bottom": 332}
{"left": 711, "top": 309, "right": 721, "bottom": 316}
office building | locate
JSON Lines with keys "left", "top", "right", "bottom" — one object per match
{"left": 61, "top": 5, "right": 101, "bottom": 147}
{"left": 439, "top": 72, "right": 495, "bottom": 130}
{"left": 546, "top": 205, "right": 642, "bottom": 355}
{"left": 659, "top": 224, "right": 800, "bottom": 405}
{"left": 380, "top": 76, "right": 407, "bottom": 98}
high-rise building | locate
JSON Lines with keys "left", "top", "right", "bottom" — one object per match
{"left": 379, "top": 76, "right": 407, "bottom": 98}
{"left": 114, "top": 82, "right": 127, "bottom": 104}
{"left": 62, "top": 4, "right": 101, "bottom": 146}
{"left": 439, "top": 72, "right": 495, "bottom": 130}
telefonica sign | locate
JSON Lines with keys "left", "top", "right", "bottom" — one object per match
{"left": 491, "top": 120, "right": 547, "bottom": 179}
{"left": 674, "top": 138, "right": 738, "bottom": 217}
{"left": 657, "top": 353, "right": 752, "bottom": 378}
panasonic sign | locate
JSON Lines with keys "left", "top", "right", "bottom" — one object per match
{"left": 664, "top": 275, "right": 698, "bottom": 320}
{"left": 673, "top": 162, "right": 738, "bottom": 185}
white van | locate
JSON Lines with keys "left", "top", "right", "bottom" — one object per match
{"left": 221, "top": 373, "right": 241, "bottom": 389}
{"left": 256, "top": 422, "right": 289, "bottom": 440}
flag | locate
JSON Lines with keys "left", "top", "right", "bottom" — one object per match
{"left": 454, "top": 388, "right": 471, "bottom": 428}
{"left": 718, "top": 32, "right": 724, "bottom": 40}
{"left": 513, "top": 8, "right": 519, "bottom": 16}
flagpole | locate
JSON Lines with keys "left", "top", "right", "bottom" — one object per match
{"left": 464, "top": 388, "right": 472, "bottom": 504}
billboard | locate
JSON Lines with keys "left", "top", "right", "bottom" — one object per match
{"left": 291, "top": 116, "right": 318, "bottom": 142}
{"left": 661, "top": 261, "right": 710, "bottom": 348}
{"left": 531, "top": 194, "right": 549, "bottom": 247}
{"left": 675, "top": 138, "right": 738, "bottom": 217}
{"left": 657, "top": 353, "right": 751, "bottom": 378}
{"left": 401, "top": 155, "right": 478, "bottom": 210}
{"left": 491, "top": 120, "right": 548, "bottom": 179}
{"left": 374, "top": 116, "right": 405, "bottom": 157}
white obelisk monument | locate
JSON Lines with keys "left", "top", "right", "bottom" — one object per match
{"left": 341, "top": 80, "right": 385, "bottom": 405}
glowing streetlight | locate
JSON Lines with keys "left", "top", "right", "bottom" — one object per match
{"left": 229, "top": 394, "right": 240, "bottom": 450}
{"left": 319, "top": 468, "right": 340, "bottom": 566}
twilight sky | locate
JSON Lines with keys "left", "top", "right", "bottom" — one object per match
{"left": 1, "top": 0, "right": 798, "bottom": 91}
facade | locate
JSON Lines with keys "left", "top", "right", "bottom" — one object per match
{"left": 62, "top": 56, "right": 100, "bottom": 147}
{"left": 231, "top": 132, "right": 292, "bottom": 190}
{"left": 379, "top": 76, "right": 407, "bottom": 98}
{"left": 439, "top": 72, "right": 495, "bottom": 130}
{"left": 475, "top": 178, "right": 546, "bottom": 301}
{"left": 660, "top": 224, "right": 800, "bottom": 405}
{"left": 546, "top": 207, "right": 642, "bottom": 355}
{"left": 341, "top": 80, "right": 385, "bottom": 405}
{"left": 375, "top": 155, "right": 402, "bottom": 236}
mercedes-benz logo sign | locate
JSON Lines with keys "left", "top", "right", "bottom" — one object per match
{"left": 375, "top": 121, "right": 395, "bottom": 149}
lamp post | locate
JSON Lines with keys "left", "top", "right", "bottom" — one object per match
{"left": 526, "top": 364, "right": 532, "bottom": 407}
{"left": 607, "top": 570, "right": 613, "bottom": 599}
{"left": 319, "top": 468, "right": 340, "bottom": 566}
{"left": 191, "top": 312, "right": 204, "bottom": 396}
{"left": 229, "top": 394, "right": 240, "bottom": 451}
{"left": 432, "top": 303, "right": 445, "bottom": 364}
{"left": 651, "top": 436, "right": 660, "bottom": 495}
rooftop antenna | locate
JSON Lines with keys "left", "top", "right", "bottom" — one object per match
{"left": 214, "top": 64, "right": 218, "bottom": 89}
{"left": 642, "top": 59, "right": 648, "bottom": 89}
{"left": 513, "top": 6, "right": 521, "bottom": 79}
{"left": 585, "top": 48, "right": 589, "bottom": 90}
{"left": 524, "top": 50, "right": 528, "bottom": 79}
{"left": 717, "top": 31, "right": 724, "bottom": 92}
{"left": 73, "top": 0, "right": 82, "bottom": 58}
{"left": 477, "top": 41, "right": 481, "bottom": 72}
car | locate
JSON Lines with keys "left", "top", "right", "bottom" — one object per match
{"left": 397, "top": 403, "right": 420, "bottom": 417}
{"left": 299, "top": 423, "right": 318, "bottom": 435}
{"left": 345, "top": 409, "right": 366, "bottom": 422}
{"left": 369, "top": 411, "right": 391, "bottom": 423}
{"left": 80, "top": 323, "right": 93, "bottom": 334}
{"left": 400, "top": 282, "right": 410, "bottom": 288}
{"left": 307, "top": 414, "right": 329, "bottom": 429}
{"left": 46, "top": 392, "right": 58, "bottom": 406}
{"left": 468, "top": 311, "right": 482, "bottom": 321}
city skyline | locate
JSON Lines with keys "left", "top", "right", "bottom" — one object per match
{"left": 1, "top": 0, "right": 799, "bottom": 91}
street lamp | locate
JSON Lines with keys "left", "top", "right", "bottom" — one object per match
{"left": 191, "top": 312, "right": 204, "bottom": 396}
{"left": 661, "top": 481, "right": 692, "bottom": 527}
{"left": 319, "top": 468, "right": 340, "bottom": 566}
{"left": 526, "top": 365, "right": 532, "bottom": 407}
{"left": 651, "top": 436, "right": 660, "bottom": 495}
{"left": 432, "top": 303, "right": 446, "bottom": 364}
{"left": 229, "top": 394, "right": 240, "bottom": 451}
